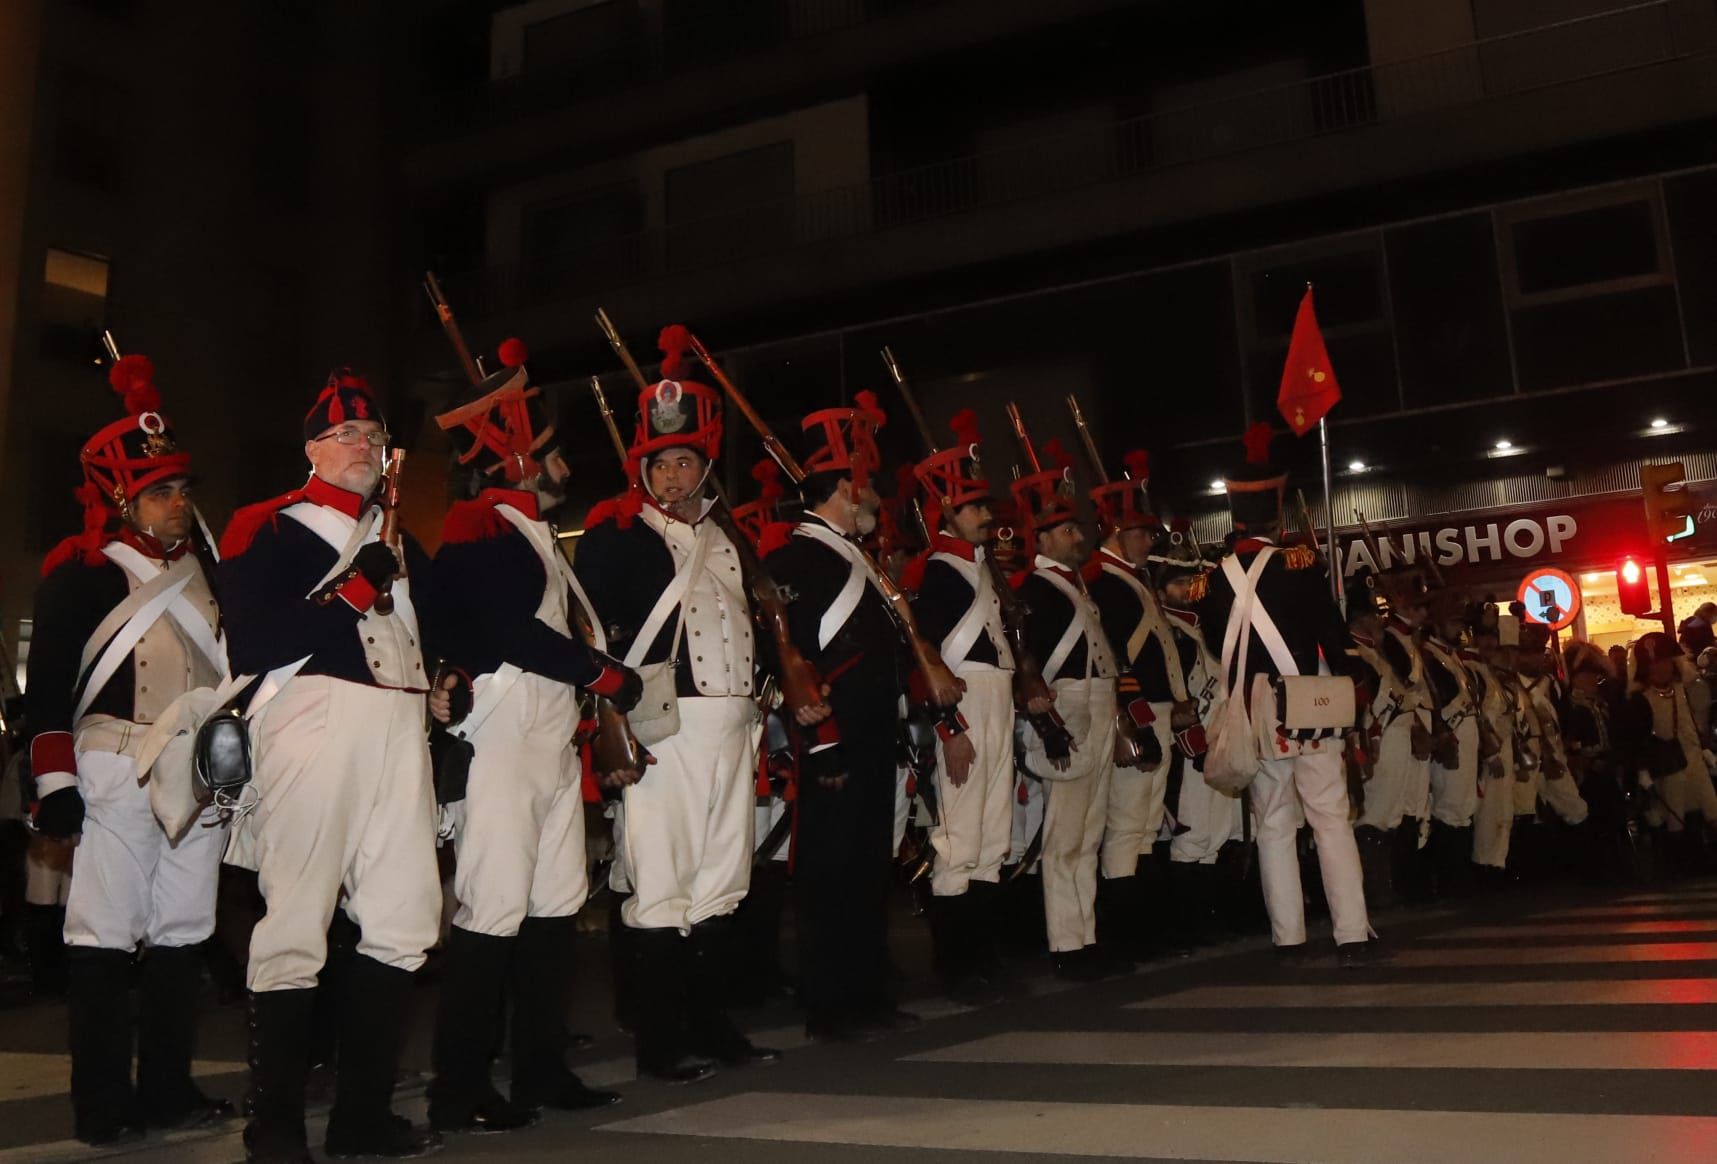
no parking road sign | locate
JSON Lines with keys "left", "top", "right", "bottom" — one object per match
{"left": 1518, "top": 567, "right": 1581, "bottom": 631}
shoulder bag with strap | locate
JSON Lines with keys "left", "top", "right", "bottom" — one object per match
{"left": 622, "top": 520, "right": 714, "bottom": 746}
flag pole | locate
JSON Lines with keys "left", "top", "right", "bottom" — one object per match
{"left": 1319, "top": 415, "right": 1340, "bottom": 608}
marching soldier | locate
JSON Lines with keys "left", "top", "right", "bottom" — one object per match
{"left": 426, "top": 342, "right": 639, "bottom": 1132}
{"left": 1466, "top": 603, "right": 1518, "bottom": 876}
{"left": 27, "top": 355, "right": 232, "bottom": 1144}
{"left": 573, "top": 333, "right": 779, "bottom": 1083}
{"left": 907, "top": 411, "right": 1026, "bottom": 1002}
{"left": 1081, "top": 450, "right": 1170, "bottom": 959}
{"left": 1012, "top": 443, "right": 1122, "bottom": 981}
{"left": 765, "top": 394, "right": 920, "bottom": 1040}
{"left": 220, "top": 369, "right": 442, "bottom": 1161}
{"left": 1422, "top": 593, "right": 1483, "bottom": 896}
{"left": 1515, "top": 623, "right": 1589, "bottom": 873}
{"left": 1154, "top": 527, "right": 1241, "bottom": 940}
{"left": 1192, "top": 425, "right": 1375, "bottom": 963}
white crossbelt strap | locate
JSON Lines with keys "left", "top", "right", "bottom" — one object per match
{"left": 1217, "top": 549, "right": 1275, "bottom": 699}
{"left": 792, "top": 521, "right": 883, "bottom": 650}
{"left": 1034, "top": 564, "right": 1108, "bottom": 683}
{"left": 454, "top": 664, "right": 523, "bottom": 742}
{"left": 935, "top": 550, "right": 1010, "bottom": 670}
{"left": 246, "top": 503, "right": 381, "bottom": 716}
{"left": 102, "top": 542, "right": 228, "bottom": 677}
{"left": 622, "top": 520, "right": 713, "bottom": 669}
{"left": 73, "top": 556, "right": 200, "bottom": 724}
{"left": 1102, "top": 558, "right": 1187, "bottom": 703}
{"left": 1221, "top": 550, "right": 1300, "bottom": 679}
{"left": 492, "top": 502, "right": 607, "bottom": 650}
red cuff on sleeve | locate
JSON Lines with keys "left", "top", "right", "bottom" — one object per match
{"left": 335, "top": 573, "right": 380, "bottom": 614}
{"left": 31, "top": 731, "right": 75, "bottom": 777}
{"left": 1126, "top": 698, "right": 1156, "bottom": 728}
{"left": 935, "top": 712, "right": 970, "bottom": 742}
{"left": 588, "top": 666, "right": 625, "bottom": 697}
{"left": 813, "top": 718, "right": 842, "bottom": 749}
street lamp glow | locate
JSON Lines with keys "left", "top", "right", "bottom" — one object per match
{"left": 1209, "top": 479, "right": 1225, "bottom": 492}
{"left": 1651, "top": 418, "right": 1669, "bottom": 429}
{"left": 1494, "top": 439, "right": 1513, "bottom": 451}
{"left": 1348, "top": 460, "right": 1366, "bottom": 473}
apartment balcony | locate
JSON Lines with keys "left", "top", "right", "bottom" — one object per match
{"left": 425, "top": 0, "right": 1717, "bottom": 348}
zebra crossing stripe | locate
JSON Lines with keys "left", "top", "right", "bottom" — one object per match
{"left": 1440, "top": 919, "right": 1717, "bottom": 940}
{"left": 1382, "top": 941, "right": 1717, "bottom": 966}
{"left": 600, "top": 1091, "right": 1717, "bottom": 1162}
{"left": 908, "top": 1030, "right": 1717, "bottom": 1070}
{"left": 1129, "top": 979, "right": 1717, "bottom": 1008}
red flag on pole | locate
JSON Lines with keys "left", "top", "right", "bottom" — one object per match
{"left": 1276, "top": 287, "right": 1342, "bottom": 437}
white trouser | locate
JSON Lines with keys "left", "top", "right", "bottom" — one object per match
{"left": 1472, "top": 746, "right": 1514, "bottom": 870}
{"left": 1171, "top": 759, "right": 1244, "bottom": 864}
{"left": 931, "top": 668, "right": 1015, "bottom": 896}
{"left": 1252, "top": 746, "right": 1370, "bottom": 947}
{"left": 1357, "top": 714, "right": 1430, "bottom": 831}
{"left": 1538, "top": 765, "right": 1590, "bottom": 826}
{"left": 244, "top": 677, "right": 442, "bottom": 992}
{"left": 1100, "top": 705, "right": 1172, "bottom": 879}
{"left": 1037, "top": 678, "right": 1116, "bottom": 954}
{"left": 63, "top": 748, "right": 224, "bottom": 950}
{"left": 1430, "top": 716, "right": 1481, "bottom": 828}
{"left": 619, "top": 696, "right": 757, "bottom": 933}
{"left": 452, "top": 672, "right": 588, "bottom": 937}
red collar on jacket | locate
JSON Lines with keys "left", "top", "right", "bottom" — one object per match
{"left": 305, "top": 475, "right": 370, "bottom": 518}
{"left": 478, "top": 487, "right": 539, "bottom": 520}
{"left": 930, "top": 530, "right": 979, "bottom": 561}
{"left": 116, "top": 525, "right": 187, "bottom": 562}
{"left": 1233, "top": 537, "right": 1275, "bottom": 554}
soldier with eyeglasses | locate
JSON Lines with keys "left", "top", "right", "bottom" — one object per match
{"left": 218, "top": 369, "right": 444, "bottom": 1162}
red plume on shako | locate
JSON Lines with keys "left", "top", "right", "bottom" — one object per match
{"left": 433, "top": 338, "right": 557, "bottom": 486}
{"left": 912, "top": 408, "right": 992, "bottom": 530}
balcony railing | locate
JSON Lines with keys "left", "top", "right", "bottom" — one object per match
{"left": 434, "top": 0, "right": 1717, "bottom": 321}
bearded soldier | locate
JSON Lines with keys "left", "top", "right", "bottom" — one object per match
{"left": 1012, "top": 443, "right": 1121, "bottom": 981}
{"left": 1191, "top": 425, "right": 1375, "bottom": 963}
{"left": 220, "top": 369, "right": 442, "bottom": 1162}
{"left": 906, "top": 412, "right": 1025, "bottom": 1002}
{"left": 27, "top": 354, "right": 231, "bottom": 1144}
{"left": 765, "top": 395, "right": 920, "bottom": 1040}
{"left": 1516, "top": 624, "right": 1590, "bottom": 869}
{"left": 425, "top": 340, "right": 640, "bottom": 1132}
{"left": 1421, "top": 592, "right": 1483, "bottom": 896}
{"left": 573, "top": 330, "right": 778, "bottom": 1084}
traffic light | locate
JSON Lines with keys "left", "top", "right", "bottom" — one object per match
{"left": 1641, "top": 461, "right": 1692, "bottom": 543}
{"left": 1617, "top": 555, "right": 1652, "bottom": 617}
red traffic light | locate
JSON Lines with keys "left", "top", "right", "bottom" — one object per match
{"left": 1617, "top": 555, "right": 1652, "bottom": 617}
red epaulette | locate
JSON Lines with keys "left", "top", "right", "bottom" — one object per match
{"left": 899, "top": 550, "right": 931, "bottom": 593}
{"left": 1080, "top": 558, "right": 1104, "bottom": 584}
{"left": 1009, "top": 567, "right": 1032, "bottom": 590}
{"left": 441, "top": 497, "right": 511, "bottom": 545}
{"left": 40, "top": 534, "right": 104, "bottom": 577}
{"left": 757, "top": 521, "right": 796, "bottom": 559}
{"left": 220, "top": 490, "right": 308, "bottom": 559}
{"left": 583, "top": 488, "right": 644, "bottom": 531}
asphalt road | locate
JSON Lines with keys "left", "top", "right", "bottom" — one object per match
{"left": 6, "top": 876, "right": 1717, "bottom": 1163}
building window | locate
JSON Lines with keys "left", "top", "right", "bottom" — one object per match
{"left": 39, "top": 248, "right": 110, "bottom": 365}
{"left": 522, "top": 1, "right": 637, "bottom": 86}
{"left": 53, "top": 70, "right": 127, "bottom": 192}
{"left": 664, "top": 141, "right": 795, "bottom": 271}
{"left": 522, "top": 183, "right": 646, "bottom": 300}
{"left": 1499, "top": 186, "right": 1683, "bottom": 392}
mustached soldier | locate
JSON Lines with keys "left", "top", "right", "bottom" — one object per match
{"left": 426, "top": 339, "right": 640, "bottom": 1133}
{"left": 220, "top": 369, "right": 442, "bottom": 1162}
{"left": 27, "top": 355, "right": 231, "bottom": 1144}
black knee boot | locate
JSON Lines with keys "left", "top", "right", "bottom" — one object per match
{"left": 244, "top": 988, "right": 314, "bottom": 1163}
{"left": 1353, "top": 826, "right": 1396, "bottom": 910}
{"left": 509, "top": 916, "right": 620, "bottom": 1111}
{"left": 428, "top": 926, "right": 536, "bottom": 1133}
{"left": 66, "top": 945, "right": 141, "bottom": 1145}
{"left": 323, "top": 955, "right": 440, "bottom": 1159}
{"left": 139, "top": 945, "right": 232, "bottom": 1129}
{"left": 309, "top": 911, "right": 359, "bottom": 1074}
{"left": 26, "top": 904, "right": 67, "bottom": 996}
{"left": 631, "top": 926, "right": 716, "bottom": 1083}
{"left": 687, "top": 916, "right": 781, "bottom": 1067}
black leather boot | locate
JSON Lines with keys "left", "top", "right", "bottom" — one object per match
{"left": 632, "top": 926, "right": 716, "bottom": 1083}
{"left": 1353, "top": 825, "right": 1397, "bottom": 909}
{"left": 428, "top": 927, "right": 537, "bottom": 1134}
{"left": 323, "top": 955, "right": 441, "bottom": 1159}
{"left": 244, "top": 988, "right": 315, "bottom": 1163}
{"left": 26, "top": 904, "right": 67, "bottom": 996}
{"left": 66, "top": 945, "right": 142, "bottom": 1145}
{"left": 139, "top": 944, "right": 233, "bottom": 1129}
{"left": 509, "top": 916, "right": 620, "bottom": 1111}
{"left": 687, "top": 916, "right": 780, "bottom": 1067}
